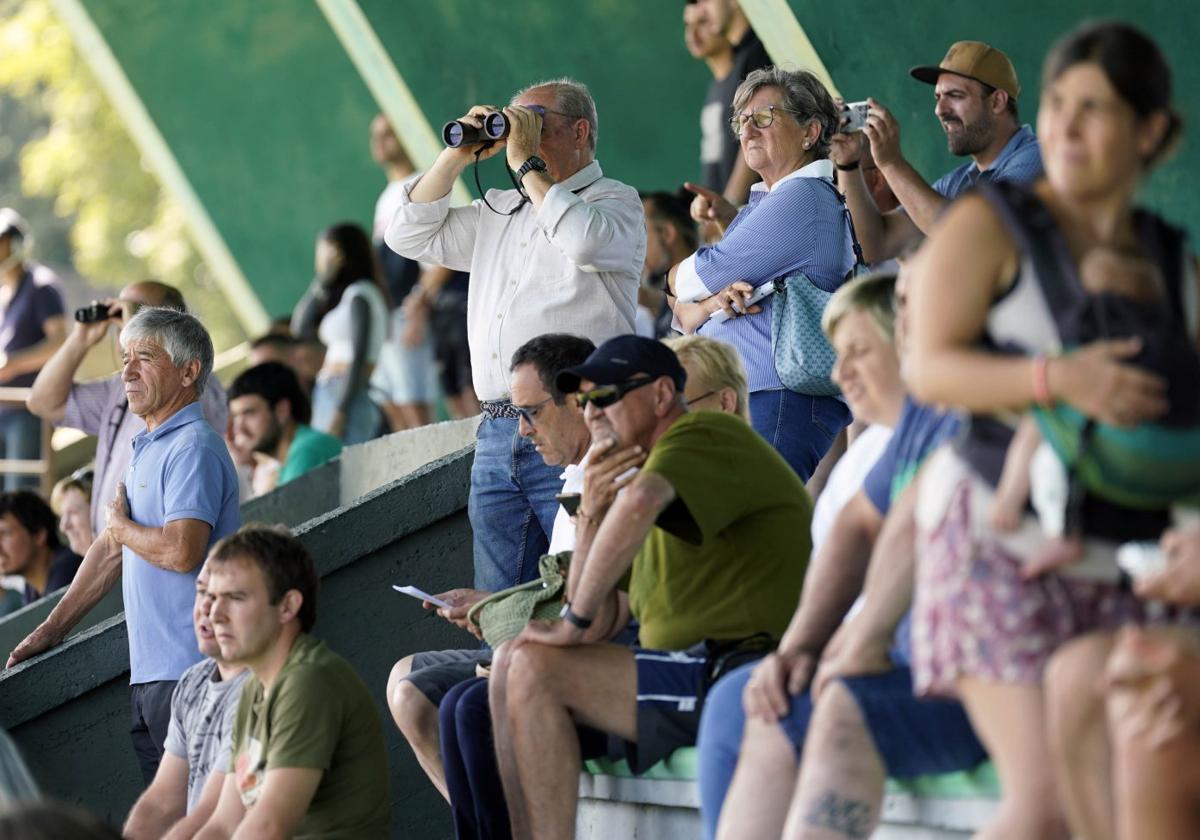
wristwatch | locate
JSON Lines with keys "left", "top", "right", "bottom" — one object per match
{"left": 559, "top": 602, "right": 593, "bottom": 630}
{"left": 515, "top": 155, "right": 548, "bottom": 184}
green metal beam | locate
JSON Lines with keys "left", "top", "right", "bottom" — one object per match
{"left": 315, "top": 0, "right": 472, "bottom": 205}
{"left": 48, "top": 0, "right": 270, "bottom": 335}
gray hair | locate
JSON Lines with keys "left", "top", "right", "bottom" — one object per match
{"left": 512, "top": 77, "right": 598, "bottom": 153}
{"left": 732, "top": 66, "right": 839, "bottom": 158}
{"left": 120, "top": 306, "right": 214, "bottom": 396}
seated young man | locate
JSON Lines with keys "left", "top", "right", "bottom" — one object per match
{"left": 488, "top": 335, "right": 813, "bottom": 838}
{"left": 0, "top": 490, "right": 81, "bottom": 605}
{"left": 193, "top": 526, "right": 389, "bottom": 839}
{"left": 124, "top": 562, "right": 250, "bottom": 839}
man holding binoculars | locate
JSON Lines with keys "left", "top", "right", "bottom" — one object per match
{"left": 385, "top": 78, "right": 644, "bottom": 596}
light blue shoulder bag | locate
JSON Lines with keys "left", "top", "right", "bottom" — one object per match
{"left": 770, "top": 179, "right": 869, "bottom": 396}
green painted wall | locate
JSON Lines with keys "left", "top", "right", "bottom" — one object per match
{"left": 76, "top": 0, "right": 710, "bottom": 321}
{"left": 78, "top": 0, "right": 387, "bottom": 321}
{"left": 782, "top": 0, "right": 1197, "bottom": 233}
{"left": 358, "top": 1, "right": 710, "bottom": 194}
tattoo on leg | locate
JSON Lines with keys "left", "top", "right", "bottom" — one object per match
{"left": 804, "top": 791, "right": 873, "bottom": 839}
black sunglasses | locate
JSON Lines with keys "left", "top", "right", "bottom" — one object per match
{"left": 575, "top": 376, "right": 657, "bottom": 409}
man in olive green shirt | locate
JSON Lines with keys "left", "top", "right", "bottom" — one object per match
{"left": 489, "top": 336, "right": 812, "bottom": 838}
{"left": 194, "top": 526, "right": 388, "bottom": 839}
{"left": 227, "top": 363, "right": 341, "bottom": 496}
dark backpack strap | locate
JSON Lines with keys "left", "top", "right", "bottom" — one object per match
{"left": 973, "top": 180, "right": 1082, "bottom": 319}
{"left": 1132, "top": 208, "right": 1188, "bottom": 323}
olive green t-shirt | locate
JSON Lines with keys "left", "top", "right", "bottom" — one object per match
{"left": 630, "top": 410, "right": 813, "bottom": 651}
{"left": 230, "top": 634, "right": 389, "bottom": 838}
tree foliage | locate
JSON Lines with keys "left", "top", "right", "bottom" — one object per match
{"left": 0, "top": 0, "right": 243, "bottom": 349}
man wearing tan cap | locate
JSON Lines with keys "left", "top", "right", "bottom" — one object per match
{"left": 830, "top": 40, "right": 1043, "bottom": 263}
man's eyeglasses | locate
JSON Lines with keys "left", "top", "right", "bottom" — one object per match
{"left": 729, "top": 105, "right": 801, "bottom": 138}
{"left": 514, "top": 396, "right": 553, "bottom": 426}
{"left": 575, "top": 377, "right": 657, "bottom": 410}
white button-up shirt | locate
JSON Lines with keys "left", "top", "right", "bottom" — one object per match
{"left": 384, "top": 160, "right": 645, "bottom": 401}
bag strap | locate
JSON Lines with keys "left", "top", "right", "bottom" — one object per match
{"left": 817, "top": 178, "right": 867, "bottom": 269}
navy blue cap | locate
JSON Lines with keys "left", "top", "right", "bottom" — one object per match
{"left": 556, "top": 335, "right": 687, "bottom": 394}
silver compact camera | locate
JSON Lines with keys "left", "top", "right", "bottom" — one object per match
{"left": 839, "top": 101, "right": 870, "bottom": 133}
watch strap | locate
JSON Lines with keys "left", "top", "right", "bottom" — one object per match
{"left": 559, "top": 602, "right": 594, "bottom": 630}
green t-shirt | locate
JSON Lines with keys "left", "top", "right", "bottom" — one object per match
{"left": 629, "top": 410, "right": 813, "bottom": 651}
{"left": 279, "top": 424, "right": 342, "bottom": 486}
{"left": 230, "top": 634, "right": 389, "bottom": 838}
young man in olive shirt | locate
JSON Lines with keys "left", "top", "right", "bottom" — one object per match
{"left": 489, "top": 335, "right": 813, "bottom": 837}
{"left": 194, "top": 526, "right": 388, "bottom": 839}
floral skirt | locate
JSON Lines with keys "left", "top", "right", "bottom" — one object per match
{"left": 911, "top": 447, "right": 1186, "bottom": 698}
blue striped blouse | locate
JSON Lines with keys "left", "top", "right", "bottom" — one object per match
{"left": 675, "top": 159, "right": 854, "bottom": 392}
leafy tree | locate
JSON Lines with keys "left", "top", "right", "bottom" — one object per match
{"left": 0, "top": 0, "right": 244, "bottom": 350}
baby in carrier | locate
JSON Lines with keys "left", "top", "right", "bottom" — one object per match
{"left": 990, "top": 244, "right": 1200, "bottom": 570}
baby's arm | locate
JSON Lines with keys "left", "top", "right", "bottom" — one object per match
{"left": 990, "top": 414, "right": 1042, "bottom": 531}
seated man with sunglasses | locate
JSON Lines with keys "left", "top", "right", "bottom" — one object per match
{"left": 481, "top": 335, "right": 813, "bottom": 838}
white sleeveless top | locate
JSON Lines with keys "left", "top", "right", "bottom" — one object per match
{"left": 318, "top": 280, "right": 389, "bottom": 366}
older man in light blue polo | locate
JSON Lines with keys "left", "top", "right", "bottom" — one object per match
{"left": 7, "top": 307, "right": 239, "bottom": 783}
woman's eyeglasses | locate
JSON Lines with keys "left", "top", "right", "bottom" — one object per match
{"left": 729, "top": 105, "right": 801, "bottom": 138}
{"left": 575, "top": 377, "right": 657, "bottom": 409}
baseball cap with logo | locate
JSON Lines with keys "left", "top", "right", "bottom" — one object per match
{"left": 555, "top": 335, "right": 687, "bottom": 394}
{"left": 909, "top": 41, "right": 1021, "bottom": 101}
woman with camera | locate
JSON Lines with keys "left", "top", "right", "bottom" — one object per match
{"left": 292, "top": 222, "right": 390, "bottom": 444}
{"left": 668, "top": 66, "right": 856, "bottom": 481}
{"left": 906, "top": 21, "right": 1198, "bottom": 839}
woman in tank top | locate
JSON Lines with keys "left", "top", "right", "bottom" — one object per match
{"left": 292, "top": 222, "right": 390, "bottom": 444}
{"left": 905, "top": 21, "right": 1198, "bottom": 839}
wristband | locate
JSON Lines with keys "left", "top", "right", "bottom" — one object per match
{"left": 559, "top": 602, "right": 594, "bottom": 630}
{"left": 1031, "top": 354, "right": 1052, "bottom": 406}
{"left": 835, "top": 160, "right": 860, "bottom": 171}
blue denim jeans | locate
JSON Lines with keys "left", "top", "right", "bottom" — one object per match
{"left": 0, "top": 409, "right": 42, "bottom": 491}
{"left": 697, "top": 662, "right": 794, "bottom": 839}
{"left": 749, "top": 389, "right": 850, "bottom": 482}
{"left": 468, "top": 416, "right": 562, "bottom": 593}
{"left": 311, "top": 374, "right": 383, "bottom": 445}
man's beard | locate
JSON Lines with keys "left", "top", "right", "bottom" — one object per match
{"left": 252, "top": 419, "right": 284, "bottom": 457}
{"left": 946, "top": 113, "right": 994, "bottom": 157}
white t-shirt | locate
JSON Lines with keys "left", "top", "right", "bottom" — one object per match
{"left": 810, "top": 424, "right": 893, "bottom": 550}
{"left": 548, "top": 453, "right": 588, "bottom": 554}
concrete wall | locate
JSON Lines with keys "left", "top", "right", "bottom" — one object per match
{"left": 1, "top": 447, "right": 480, "bottom": 839}
{"left": 2, "top": 418, "right": 482, "bottom": 665}
{"left": 337, "top": 416, "right": 479, "bottom": 507}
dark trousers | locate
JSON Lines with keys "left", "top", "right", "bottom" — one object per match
{"left": 441, "top": 678, "right": 508, "bottom": 840}
{"left": 129, "top": 680, "right": 176, "bottom": 784}
{"left": 440, "top": 677, "right": 610, "bottom": 840}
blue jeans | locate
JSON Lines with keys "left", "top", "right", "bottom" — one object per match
{"left": 312, "top": 374, "right": 383, "bottom": 445}
{"left": 749, "top": 389, "right": 849, "bottom": 482}
{"left": 697, "top": 662, "right": 807, "bottom": 839}
{"left": 0, "top": 409, "right": 42, "bottom": 491}
{"left": 469, "top": 416, "right": 562, "bottom": 593}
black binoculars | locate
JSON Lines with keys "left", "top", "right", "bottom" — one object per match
{"left": 75, "top": 302, "right": 116, "bottom": 323}
{"left": 442, "top": 105, "right": 545, "bottom": 148}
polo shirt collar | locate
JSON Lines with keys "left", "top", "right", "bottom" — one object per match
{"left": 138, "top": 400, "right": 204, "bottom": 444}
{"left": 976, "top": 124, "right": 1035, "bottom": 175}
{"left": 751, "top": 158, "right": 834, "bottom": 194}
